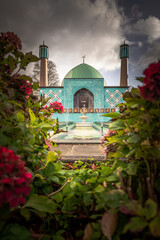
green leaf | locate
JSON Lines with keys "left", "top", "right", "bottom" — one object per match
{"left": 143, "top": 199, "right": 157, "bottom": 220}
{"left": 83, "top": 192, "right": 92, "bottom": 206}
{"left": 0, "top": 223, "right": 32, "bottom": 240}
{"left": 34, "top": 173, "right": 45, "bottom": 181}
{"left": 7, "top": 55, "right": 16, "bottom": 71}
{"left": 29, "top": 108, "right": 36, "bottom": 123}
{"left": 62, "top": 200, "right": 76, "bottom": 211}
{"left": 48, "top": 176, "right": 60, "bottom": 184}
{"left": 16, "top": 112, "right": 25, "bottom": 122}
{"left": 127, "top": 134, "right": 140, "bottom": 144}
{"left": 22, "top": 145, "right": 34, "bottom": 152}
{"left": 0, "top": 134, "right": 10, "bottom": 146}
{"left": 126, "top": 148, "right": 137, "bottom": 157}
{"left": 39, "top": 122, "right": 52, "bottom": 129}
{"left": 110, "top": 120, "right": 126, "bottom": 130}
{"left": 94, "top": 185, "right": 104, "bottom": 193}
{"left": 106, "top": 175, "right": 119, "bottom": 182}
{"left": 103, "top": 190, "right": 128, "bottom": 208}
{"left": 54, "top": 192, "right": 63, "bottom": 203}
{"left": 20, "top": 52, "right": 39, "bottom": 69}
{"left": 87, "top": 176, "right": 97, "bottom": 183}
{"left": 24, "top": 194, "right": 57, "bottom": 213}
{"left": 33, "top": 82, "right": 39, "bottom": 90}
{"left": 149, "top": 214, "right": 160, "bottom": 237}
{"left": 124, "top": 217, "right": 148, "bottom": 233}
{"left": 44, "top": 162, "right": 55, "bottom": 177}
{"left": 52, "top": 235, "right": 65, "bottom": 240}
{"left": 42, "top": 185, "right": 53, "bottom": 194}
{"left": 126, "top": 162, "right": 137, "bottom": 175}
{"left": 102, "top": 112, "right": 120, "bottom": 118}
{"left": 20, "top": 75, "right": 32, "bottom": 82}
{"left": 20, "top": 208, "right": 30, "bottom": 221}
{"left": 46, "top": 151, "right": 58, "bottom": 164}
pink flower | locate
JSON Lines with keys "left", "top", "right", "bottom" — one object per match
{"left": 101, "top": 129, "right": 116, "bottom": 143}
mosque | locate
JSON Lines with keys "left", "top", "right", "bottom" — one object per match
{"left": 39, "top": 42, "right": 129, "bottom": 123}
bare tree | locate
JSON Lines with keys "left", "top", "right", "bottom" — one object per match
{"left": 32, "top": 60, "right": 60, "bottom": 86}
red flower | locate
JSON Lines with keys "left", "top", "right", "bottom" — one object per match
{"left": 50, "top": 101, "right": 64, "bottom": 114}
{"left": 139, "top": 60, "right": 160, "bottom": 101}
{"left": 0, "top": 147, "right": 32, "bottom": 208}
{"left": 9, "top": 74, "right": 32, "bottom": 96}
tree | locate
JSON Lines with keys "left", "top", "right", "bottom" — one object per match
{"left": 32, "top": 60, "right": 60, "bottom": 86}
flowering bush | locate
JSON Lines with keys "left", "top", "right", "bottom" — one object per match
{"left": 0, "top": 32, "right": 22, "bottom": 54}
{"left": 139, "top": 60, "right": 160, "bottom": 101}
{"left": 100, "top": 129, "right": 116, "bottom": 144}
{"left": 0, "top": 147, "right": 32, "bottom": 208}
{"left": 45, "top": 139, "right": 52, "bottom": 151}
{"left": 101, "top": 129, "right": 117, "bottom": 155}
{"left": 9, "top": 74, "right": 32, "bottom": 96}
{"left": 49, "top": 101, "right": 63, "bottom": 114}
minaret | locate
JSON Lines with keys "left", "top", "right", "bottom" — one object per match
{"left": 39, "top": 42, "right": 49, "bottom": 87}
{"left": 120, "top": 41, "right": 129, "bottom": 86}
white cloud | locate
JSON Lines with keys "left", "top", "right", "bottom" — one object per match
{"left": 132, "top": 16, "right": 160, "bottom": 42}
{"left": 39, "top": 0, "right": 125, "bottom": 82}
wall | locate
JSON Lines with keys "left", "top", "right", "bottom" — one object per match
{"left": 40, "top": 83, "right": 128, "bottom": 123}
{"left": 63, "top": 78, "right": 104, "bottom": 109}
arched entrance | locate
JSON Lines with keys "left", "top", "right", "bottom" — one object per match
{"left": 74, "top": 88, "right": 94, "bottom": 111}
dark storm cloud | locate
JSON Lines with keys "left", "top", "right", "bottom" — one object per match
{"left": 0, "top": 0, "right": 125, "bottom": 83}
{"left": 0, "top": 0, "right": 160, "bottom": 86}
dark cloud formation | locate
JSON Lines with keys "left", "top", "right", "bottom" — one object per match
{"left": 0, "top": 0, "right": 160, "bottom": 86}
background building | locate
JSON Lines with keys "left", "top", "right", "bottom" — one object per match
{"left": 39, "top": 42, "right": 129, "bottom": 123}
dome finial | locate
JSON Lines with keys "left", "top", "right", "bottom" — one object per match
{"left": 82, "top": 55, "right": 86, "bottom": 64}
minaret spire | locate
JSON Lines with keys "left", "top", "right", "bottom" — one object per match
{"left": 39, "top": 42, "right": 49, "bottom": 87}
{"left": 120, "top": 41, "right": 129, "bottom": 86}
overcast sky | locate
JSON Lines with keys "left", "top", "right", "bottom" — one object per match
{"left": 0, "top": 0, "right": 160, "bottom": 86}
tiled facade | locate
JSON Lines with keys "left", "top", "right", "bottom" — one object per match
{"left": 40, "top": 79, "right": 128, "bottom": 123}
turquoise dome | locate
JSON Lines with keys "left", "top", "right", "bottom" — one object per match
{"left": 64, "top": 63, "right": 103, "bottom": 79}
{"left": 62, "top": 63, "right": 105, "bottom": 86}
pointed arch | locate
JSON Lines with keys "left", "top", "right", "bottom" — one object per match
{"left": 74, "top": 88, "right": 94, "bottom": 110}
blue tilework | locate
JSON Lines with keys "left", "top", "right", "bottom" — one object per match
{"left": 40, "top": 84, "right": 128, "bottom": 123}
{"left": 51, "top": 112, "right": 110, "bottom": 123}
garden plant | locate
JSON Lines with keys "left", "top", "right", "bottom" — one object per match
{"left": 0, "top": 32, "right": 160, "bottom": 240}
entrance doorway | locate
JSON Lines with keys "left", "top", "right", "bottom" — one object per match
{"left": 74, "top": 88, "right": 94, "bottom": 110}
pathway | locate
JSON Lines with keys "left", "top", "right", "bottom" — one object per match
{"left": 51, "top": 126, "right": 106, "bottom": 162}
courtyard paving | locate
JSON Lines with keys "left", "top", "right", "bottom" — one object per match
{"left": 51, "top": 126, "right": 106, "bottom": 162}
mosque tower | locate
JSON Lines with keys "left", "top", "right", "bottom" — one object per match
{"left": 39, "top": 42, "right": 49, "bottom": 87}
{"left": 120, "top": 41, "right": 129, "bottom": 86}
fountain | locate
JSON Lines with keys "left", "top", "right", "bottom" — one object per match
{"left": 76, "top": 104, "right": 92, "bottom": 127}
